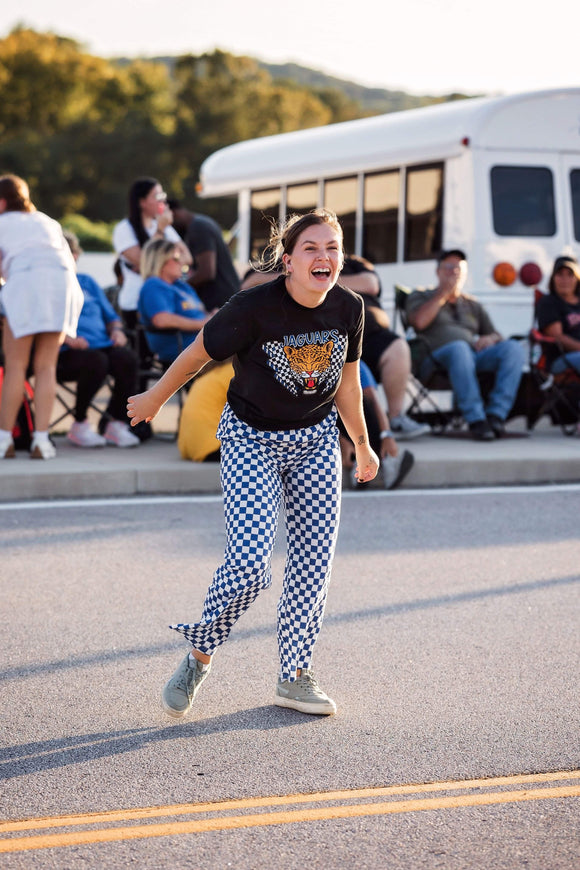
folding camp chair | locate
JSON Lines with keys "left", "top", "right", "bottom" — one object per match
{"left": 526, "top": 289, "right": 580, "bottom": 434}
{"left": 393, "top": 285, "right": 474, "bottom": 433}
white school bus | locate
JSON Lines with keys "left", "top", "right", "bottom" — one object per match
{"left": 197, "top": 88, "right": 580, "bottom": 336}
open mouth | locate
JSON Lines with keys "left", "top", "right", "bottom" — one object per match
{"left": 311, "top": 267, "right": 331, "bottom": 278}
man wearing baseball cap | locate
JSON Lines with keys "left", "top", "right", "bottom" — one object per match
{"left": 406, "top": 249, "right": 525, "bottom": 441}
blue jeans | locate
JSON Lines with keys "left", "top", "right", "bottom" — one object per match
{"left": 421, "top": 339, "right": 524, "bottom": 423}
{"left": 552, "top": 351, "right": 580, "bottom": 375}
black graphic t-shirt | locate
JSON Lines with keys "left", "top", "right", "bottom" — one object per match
{"left": 202, "top": 274, "right": 364, "bottom": 430}
{"left": 537, "top": 292, "right": 580, "bottom": 339}
{"left": 537, "top": 292, "right": 580, "bottom": 364}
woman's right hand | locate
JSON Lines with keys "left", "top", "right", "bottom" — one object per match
{"left": 127, "top": 390, "right": 161, "bottom": 426}
{"left": 157, "top": 205, "right": 173, "bottom": 232}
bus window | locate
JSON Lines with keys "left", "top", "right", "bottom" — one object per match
{"left": 491, "top": 166, "right": 556, "bottom": 236}
{"left": 250, "top": 189, "right": 280, "bottom": 260}
{"left": 323, "top": 176, "right": 357, "bottom": 254}
{"left": 363, "top": 170, "right": 399, "bottom": 264}
{"left": 404, "top": 163, "right": 443, "bottom": 261}
{"left": 287, "top": 182, "right": 319, "bottom": 217}
{"left": 570, "top": 169, "right": 580, "bottom": 241}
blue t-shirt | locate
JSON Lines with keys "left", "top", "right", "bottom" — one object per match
{"left": 61, "top": 272, "right": 118, "bottom": 351}
{"left": 138, "top": 277, "right": 206, "bottom": 362}
{"left": 359, "top": 359, "right": 377, "bottom": 390}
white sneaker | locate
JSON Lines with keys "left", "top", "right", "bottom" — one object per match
{"left": 104, "top": 419, "right": 140, "bottom": 448}
{"left": 67, "top": 420, "right": 107, "bottom": 448}
{"left": 30, "top": 436, "right": 56, "bottom": 460}
{"left": 0, "top": 434, "right": 15, "bottom": 459}
{"left": 390, "top": 414, "right": 431, "bottom": 440}
{"left": 382, "top": 449, "right": 414, "bottom": 490}
{"left": 275, "top": 670, "right": 337, "bottom": 715}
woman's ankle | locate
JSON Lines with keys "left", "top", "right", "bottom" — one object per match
{"left": 190, "top": 649, "right": 211, "bottom": 665}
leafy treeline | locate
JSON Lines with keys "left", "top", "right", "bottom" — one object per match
{"left": 0, "top": 26, "right": 465, "bottom": 245}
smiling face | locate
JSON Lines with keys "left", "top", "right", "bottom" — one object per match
{"left": 283, "top": 223, "right": 343, "bottom": 307}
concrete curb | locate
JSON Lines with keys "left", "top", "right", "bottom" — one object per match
{"left": 1, "top": 420, "right": 580, "bottom": 502}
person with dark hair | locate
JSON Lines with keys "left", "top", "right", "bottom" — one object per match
{"left": 537, "top": 255, "right": 580, "bottom": 377}
{"left": 112, "top": 178, "right": 192, "bottom": 325}
{"left": 58, "top": 231, "right": 140, "bottom": 449}
{"left": 0, "top": 174, "right": 83, "bottom": 459}
{"left": 168, "top": 201, "right": 240, "bottom": 310}
{"left": 406, "top": 249, "right": 524, "bottom": 440}
{"left": 339, "top": 255, "right": 430, "bottom": 440}
{"left": 127, "top": 208, "right": 378, "bottom": 718}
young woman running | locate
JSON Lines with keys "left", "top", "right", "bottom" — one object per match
{"left": 127, "top": 209, "right": 379, "bottom": 717}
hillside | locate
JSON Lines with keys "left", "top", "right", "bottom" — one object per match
{"left": 258, "top": 61, "right": 478, "bottom": 113}
{"left": 114, "top": 54, "right": 479, "bottom": 115}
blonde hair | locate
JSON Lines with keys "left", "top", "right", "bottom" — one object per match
{"left": 260, "top": 208, "right": 343, "bottom": 274}
{"left": 140, "top": 238, "right": 178, "bottom": 279}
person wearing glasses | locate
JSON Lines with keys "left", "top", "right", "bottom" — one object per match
{"left": 112, "top": 178, "right": 192, "bottom": 331}
{"left": 406, "top": 249, "right": 524, "bottom": 440}
{"left": 138, "top": 239, "right": 216, "bottom": 364}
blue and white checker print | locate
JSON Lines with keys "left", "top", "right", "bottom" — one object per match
{"left": 171, "top": 404, "right": 342, "bottom": 682}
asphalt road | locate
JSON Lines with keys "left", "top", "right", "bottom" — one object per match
{"left": 0, "top": 487, "right": 579, "bottom": 869}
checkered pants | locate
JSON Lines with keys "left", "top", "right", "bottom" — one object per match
{"left": 171, "top": 404, "right": 342, "bottom": 682}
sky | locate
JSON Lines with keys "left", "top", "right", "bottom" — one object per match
{"left": 2, "top": 0, "right": 579, "bottom": 97}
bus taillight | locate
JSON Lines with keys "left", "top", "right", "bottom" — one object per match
{"left": 519, "top": 262, "right": 543, "bottom": 286}
{"left": 492, "top": 262, "right": 517, "bottom": 286}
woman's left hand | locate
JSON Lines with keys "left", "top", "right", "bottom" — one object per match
{"left": 353, "top": 445, "right": 380, "bottom": 483}
{"left": 127, "top": 390, "right": 162, "bottom": 426}
{"left": 380, "top": 435, "right": 398, "bottom": 460}
{"left": 110, "top": 327, "right": 127, "bottom": 347}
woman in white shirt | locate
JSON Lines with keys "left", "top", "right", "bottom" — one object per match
{"left": 0, "top": 175, "right": 84, "bottom": 459}
{"left": 113, "top": 177, "right": 192, "bottom": 324}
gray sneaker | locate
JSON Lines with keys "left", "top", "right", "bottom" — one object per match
{"left": 162, "top": 653, "right": 211, "bottom": 718}
{"left": 382, "top": 449, "right": 414, "bottom": 490}
{"left": 274, "top": 669, "right": 337, "bottom": 715}
{"left": 390, "top": 414, "right": 431, "bottom": 440}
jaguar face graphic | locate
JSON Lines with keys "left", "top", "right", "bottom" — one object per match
{"left": 283, "top": 341, "right": 334, "bottom": 393}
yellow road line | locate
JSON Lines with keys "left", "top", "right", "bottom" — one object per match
{"left": 1, "top": 768, "right": 578, "bottom": 834}
{"left": 0, "top": 785, "right": 578, "bottom": 854}
{"left": 0, "top": 772, "right": 578, "bottom": 854}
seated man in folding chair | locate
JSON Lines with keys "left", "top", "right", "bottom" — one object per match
{"left": 406, "top": 249, "right": 524, "bottom": 441}
{"left": 58, "top": 231, "right": 141, "bottom": 448}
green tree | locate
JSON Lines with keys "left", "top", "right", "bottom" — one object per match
{"left": 1, "top": 28, "right": 444, "bottom": 237}
{"left": 0, "top": 27, "right": 176, "bottom": 221}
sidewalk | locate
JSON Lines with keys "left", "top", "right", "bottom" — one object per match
{"left": 1, "top": 409, "right": 579, "bottom": 502}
